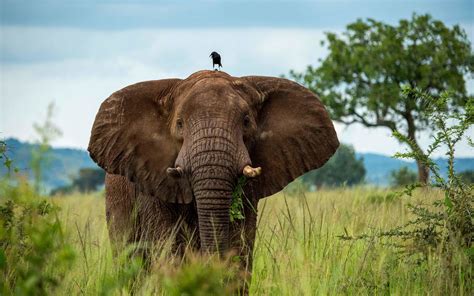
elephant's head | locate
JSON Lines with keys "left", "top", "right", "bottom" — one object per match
{"left": 88, "top": 70, "right": 339, "bottom": 253}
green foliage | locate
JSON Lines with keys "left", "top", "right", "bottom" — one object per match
{"left": 290, "top": 13, "right": 473, "bottom": 183}
{"left": 73, "top": 168, "right": 105, "bottom": 192}
{"left": 0, "top": 181, "right": 75, "bottom": 295}
{"left": 340, "top": 89, "right": 473, "bottom": 294}
{"left": 302, "top": 143, "right": 365, "bottom": 188}
{"left": 367, "top": 192, "right": 400, "bottom": 204}
{"left": 283, "top": 178, "right": 309, "bottom": 196}
{"left": 457, "top": 170, "right": 474, "bottom": 184}
{"left": 162, "top": 257, "right": 239, "bottom": 296}
{"left": 0, "top": 140, "right": 14, "bottom": 174}
{"left": 99, "top": 246, "right": 144, "bottom": 295}
{"left": 230, "top": 176, "right": 246, "bottom": 222}
{"left": 30, "top": 102, "right": 62, "bottom": 194}
{"left": 389, "top": 166, "right": 418, "bottom": 187}
{"left": 51, "top": 168, "right": 105, "bottom": 195}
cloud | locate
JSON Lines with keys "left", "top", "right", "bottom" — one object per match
{"left": 1, "top": 25, "right": 473, "bottom": 157}
{"left": 2, "top": 1, "right": 473, "bottom": 30}
{"left": 0, "top": 27, "right": 327, "bottom": 148}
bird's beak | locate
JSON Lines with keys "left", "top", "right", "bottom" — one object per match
{"left": 209, "top": 54, "right": 212, "bottom": 57}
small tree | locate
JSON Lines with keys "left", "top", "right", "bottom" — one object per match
{"left": 0, "top": 140, "right": 15, "bottom": 175}
{"left": 389, "top": 166, "right": 417, "bottom": 187}
{"left": 339, "top": 89, "right": 473, "bottom": 294}
{"left": 50, "top": 168, "right": 105, "bottom": 195}
{"left": 302, "top": 143, "right": 365, "bottom": 188}
{"left": 290, "top": 14, "right": 473, "bottom": 184}
{"left": 30, "top": 103, "right": 62, "bottom": 193}
{"left": 72, "top": 168, "right": 105, "bottom": 193}
{"left": 457, "top": 170, "right": 474, "bottom": 184}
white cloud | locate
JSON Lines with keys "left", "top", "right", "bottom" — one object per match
{"left": 1, "top": 25, "right": 473, "bottom": 157}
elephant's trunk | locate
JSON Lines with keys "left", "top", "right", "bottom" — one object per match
{"left": 189, "top": 128, "right": 239, "bottom": 254}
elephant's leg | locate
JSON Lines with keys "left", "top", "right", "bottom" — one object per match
{"left": 105, "top": 174, "right": 138, "bottom": 252}
{"left": 135, "top": 194, "right": 200, "bottom": 258}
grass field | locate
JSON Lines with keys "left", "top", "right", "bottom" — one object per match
{"left": 2, "top": 185, "right": 472, "bottom": 295}
{"left": 41, "top": 187, "right": 468, "bottom": 295}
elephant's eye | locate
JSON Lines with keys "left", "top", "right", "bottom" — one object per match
{"left": 243, "top": 115, "right": 251, "bottom": 128}
{"left": 176, "top": 119, "right": 183, "bottom": 129}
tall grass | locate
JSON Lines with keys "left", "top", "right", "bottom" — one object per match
{"left": 13, "top": 186, "right": 463, "bottom": 295}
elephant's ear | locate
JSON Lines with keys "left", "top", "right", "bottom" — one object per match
{"left": 88, "top": 79, "right": 192, "bottom": 203}
{"left": 242, "top": 76, "right": 339, "bottom": 199}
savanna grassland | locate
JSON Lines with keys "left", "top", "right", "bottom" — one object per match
{"left": 3, "top": 184, "right": 471, "bottom": 295}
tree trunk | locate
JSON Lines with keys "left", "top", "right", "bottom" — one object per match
{"left": 416, "top": 159, "right": 429, "bottom": 185}
{"left": 405, "top": 110, "right": 429, "bottom": 185}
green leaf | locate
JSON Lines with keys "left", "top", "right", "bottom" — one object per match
{"left": 444, "top": 193, "right": 453, "bottom": 210}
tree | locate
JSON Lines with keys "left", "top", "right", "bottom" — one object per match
{"left": 302, "top": 143, "right": 365, "bottom": 188}
{"left": 290, "top": 14, "right": 473, "bottom": 185}
{"left": 389, "top": 166, "right": 417, "bottom": 187}
{"left": 457, "top": 170, "right": 474, "bottom": 184}
{"left": 50, "top": 168, "right": 105, "bottom": 195}
{"left": 72, "top": 168, "right": 105, "bottom": 192}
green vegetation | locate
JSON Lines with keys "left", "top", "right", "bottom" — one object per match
{"left": 290, "top": 14, "right": 473, "bottom": 184}
{"left": 0, "top": 138, "right": 97, "bottom": 191}
{"left": 1, "top": 139, "right": 472, "bottom": 295}
{"left": 51, "top": 168, "right": 105, "bottom": 195}
{"left": 458, "top": 170, "right": 474, "bottom": 184}
{"left": 389, "top": 166, "right": 417, "bottom": 187}
{"left": 302, "top": 144, "right": 365, "bottom": 188}
{"left": 1, "top": 12, "right": 472, "bottom": 296}
{"left": 340, "top": 88, "right": 473, "bottom": 294}
{"left": 2, "top": 187, "right": 471, "bottom": 295}
{"left": 389, "top": 88, "right": 473, "bottom": 253}
{"left": 30, "top": 102, "right": 62, "bottom": 194}
{"left": 0, "top": 181, "right": 75, "bottom": 295}
{"left": 1, "top": 140, "right": 13, "bottom": 173}
{"left": 230, "top": 176, "right": 246, "bottom": 222}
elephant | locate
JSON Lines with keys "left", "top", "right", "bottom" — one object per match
{"left": 88, "top": 70, "right": 339, "bottom": 273}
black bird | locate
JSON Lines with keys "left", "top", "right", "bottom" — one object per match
{"left": 209, "top": 51, "right": 222, "bottom": 70}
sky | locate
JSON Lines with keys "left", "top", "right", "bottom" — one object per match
{"left": 1, "top": 0, "right": 473, "bottom": 157}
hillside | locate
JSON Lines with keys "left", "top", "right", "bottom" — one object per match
{"left": 1, "top": 138, "right": 473, "bottom": 189}
{"left": 359, "top": 152, "right": 474, "bottom": 185}
{"left": 1, "top": 138, "right": 97, "bottom": 191}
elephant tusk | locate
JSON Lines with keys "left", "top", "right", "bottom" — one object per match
{"left": 243, "top": 165, "right": 262, "bottom": 178}
{"left": 166, "top": 166, "right": 183, "bottom": 178}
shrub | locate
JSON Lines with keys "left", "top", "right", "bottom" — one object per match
{"left": 457, "top": 170, "right": 474, "bottom": 184}
{"left": 389, "top": 166, "right": 418, "bottom": 187}
{"left": 302, "top": 144, "right": 365, "bottom": 188}
{"left": 0, "top": 181, "right": 75, "bottom": 295}
{"left": 0, "top": 141, "right": 75, "bottom": 295}
{"left": 161, "top": 256, "right": 240, "bottom": 296}
{"left": 367, "top": 192, "right": 400, "bottom": 204}
{"left": 340, "top": 88, "right": 473, "bottom": 294}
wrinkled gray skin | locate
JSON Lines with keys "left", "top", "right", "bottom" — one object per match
{"left": 88, "top": 70, "right": 339, "bottom": 273}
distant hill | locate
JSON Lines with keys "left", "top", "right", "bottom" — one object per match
{"left": 1, "top": 138, "right": 473, "bottom": 190}
{"left": 1, "top": 138, "right": 97, "bottom": 191}
{"left": 359, "top": 152, "right": 474, "bottom": 185}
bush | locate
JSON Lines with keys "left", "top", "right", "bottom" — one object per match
{"left": 457, "top": 170, "right": 474, "bottom": 184}
{"left": 389, "top": 166, "right": 417, "bottom": 187}
{"left": 367, "top": 192, "right": 400, "bottom": 204}
{"left": 340, "top": 88, "right": 473, "bottom": 294}
{"left": 161, "top": 256, "right": 240, "bottom": 296}
{"left": 302, "top": 144, "right": 365, "bottom": 188}
{"left": 50, "top": 168, "right": 105, "bottom": 195}
{"left": 0, "top": 180, "right": 75, "bottom": 295}
{"left": 1, "top": 140, "right": 75, "bottom": 295}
